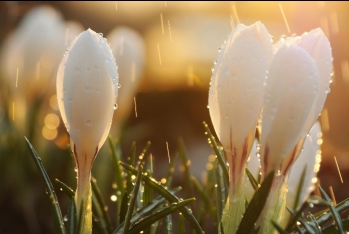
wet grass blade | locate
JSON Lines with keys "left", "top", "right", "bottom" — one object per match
{"left": 123, "top": 165, "right": 143, "bottom": 234}
{"left": 178, "top": 138, "right": 194, "bottom": 199}
{"left": 271, "top": 220, "right": 289, "bottom": 234}
{"left": 191, "top": 176, "right": 215, "bottom": 218}
{"left": 315, "top": 197, "right": 349, "bottom": 225}
{"left": 55, "top": 179, "right": 75, "bottom": 199}
{"left": 127, "top": 199, "right": 195, "bottom": 234}
{"left": 127, "top": 142, "right": 137, "bottom": 194}
{"left": 203, "top": 122, "right": 229, "bottom": 187}
{"left": 139, "top": 141, "right": 151, "bottom": 167}
{"left": 164, "top": 212, "right": 173, "bottom": 234}
{"left": 91, "top": 177, "right": 113, "bottom": 233}
{"left": 108, "top": 136, "right": 125, "bottom": 196}
{"left": 214, "top": 162, "right": 225, "bottom": 232}
{"left": 308, "top": 213, "right": 322, "bottom": 234}
{"left": 293, "top": 165, "right": 307, "bottom": 211}
{"left": 178, "top": 213, "right": 185, "bottom": 234}
{"left": 120, "top": 162, "right": 203, "bottom": 233}
{"left": 236, "top": 170, "right": 274, "bottom": 234}
{"left": 67, "top": 199, "right": 77, "bottom": 234}
{"left": 119, "top": 192, "right": 129, "bottom": 224}
{"left": 246, "top": 167, "right": 259, "bottom": 191}
{"left": 286, "top": 202, "right": 308, "bottom": 232}
{"left": 92, "top": 193, "right": 109, "bottom": 234}
{"left": 318, "top": 185, "right": 344, "bottom": 234}
{"left": 322, "top": 219, "right": 349, "bottom": 234}
{"left": 24, "top": 136, "right": 66, "bottom": 234}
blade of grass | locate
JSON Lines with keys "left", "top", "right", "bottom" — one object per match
{"left": 138, "top": 141, "right": 151, "bottom": 167}
{"left": 67, "top": 199, "right": 77, "bottom": 234}
{"left": 91, "top": 194, "right": 109, "bottom": 234}
{"left": 286, "top": 202, "right": 308, "bottom": 232}
{"left": 203, "top": 122, "right": 229, "bottom": 187}
{"left": 308, "top": 213, "right": 322, "bottom": 234}
{"left": 127, "top": 199, "right": 195, "bottom": 234}
{"left": 319, "top": 185, "right": 344, "bottom": 234}
{"left": 55, "top": 179, "right": 75, "bottom": 199}
{"left": 165, "top": 153, "right": 178, "bottom": 188}
{"left": 191, "top": 176, "right": 215, "bottom": 218}
{"left": 271, "top": 220, "right": 289, "bottom": 234}
{"left": 178, "top": 213, "right": 185, "bottom": 234}
{"left": 178, "top": 138, "right": 194, "bottom": 199}
{"left": 120, "top": 162, "right": 203, "bottom": 233}
{"left": 315, "top": 197, "right": 349, "bottom": 225}
{"left": 24, "top": 136, "right": 66, "bottom": 234}
{"left": 293, "top": 166, "right": 307, "bottom": 211}
{"left": 91, "top": 177, "right": 113, "bottom": 233}
{"left": 119, "top": 192, "right": 129, "bottom": 224}
{"left": 123, "top": 165, "right": 143, "bottom": 234}
{"left": 322, "top": 219, "right": 349, "bottom": 234}
{"left": 246, "top": 167, "right": 259, "bottom": 191}
{"left": 164, "top": 212, "right": 173, "bottom": 234}
{"left": 108, "top": 136, "right": 125, "bottom": 196}
{"left": 236, "top": 170, "right": 274, "bottom": 234}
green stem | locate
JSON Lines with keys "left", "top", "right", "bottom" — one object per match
{"left": 221, "top": 172, "right": 246, "bottom": 234}
{"left": 77, "top": 185, "right": 92, "bottom": 234}
{"left": 258, "top": 174, "right": 287, "bottom": 234}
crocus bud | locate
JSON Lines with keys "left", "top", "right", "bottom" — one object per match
{"left": 107, "top": 26, "right": 145, "bottom": 135}
{"left": 209, "top": 21, "right": 273, "bottom": 187}
{"left": 209, "top": 22, "right": 273, "bottom": 233}
{"left": 260, "top": 44, "right": 320, "bottom": 177}
{"left": 57, "top": 29, "right": 118, "bottom": 213}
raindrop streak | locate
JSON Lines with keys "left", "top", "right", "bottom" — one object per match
{"left": 329, "top": 11, "right": 339, "bottom": 35}
{"left": 166, "top": 141, "right": 171, "bottom": 163}
{"left": 321, "top": 108, "right": 330, "bottom": 132}
{"left": 329, "top": 186, "right": 337, "bottom": 205}
{"left": 232, "top": 3, "right": 240, "bottom": 24}
{"left": 168, "top": 20, "right": 173, "bottom": 41}
{"left": 65, "top": 27, "right": 69, "bottom": 46}
{"left": 160, "top": 13, "right": 165, "bottom": 35}
{"left": 119, "top": 37, "right": 124, "bottom": 55}
{"left": 230, "top": 15, "right": 235, "bottom": 30}
{"left": 134, "top": 97, "right": 138, "bottom": 118}
{"left": 157, "top": 43, "right": 162, "bottom": 65}
{"left": 36, "top": 61, "right": 41, "bottom": 80}
{"left": 340, "top": 60, "right": 349, "bottom": 83}
{"left": 279, "top": 3, "right": 291, "bottom": 33}
{"left": 15, "top": 67, "right": 19, "bottom": 88}
{"left": 12, "top": 102, "right": 14, "bottom": 121}
{"left": 334, "top": 156, "right": 343, "bottom": 184}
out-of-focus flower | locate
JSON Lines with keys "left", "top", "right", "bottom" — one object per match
{"left": 57, "top": 29, "right": 118, "bottom": 214}
{"left": 0, "top": 5, "right": 66, "bottom": 97}
{"left": 208, "top": 21, "right": 273, "bottom": 233}
{"left": 107, "top": 26, "right": 145, "bottom": 135}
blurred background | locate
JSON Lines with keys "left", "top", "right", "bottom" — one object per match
{"left": 0, "top": 1, "right": 349, "bottom": 233}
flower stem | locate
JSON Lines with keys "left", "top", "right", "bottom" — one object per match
{"left": 258, "top": 174, "right": 287, "bottom": 234}
{"left": 221, "top": 172, "right": 246, "bottom": 234}
{"left": 77, "top": 184, "right": 92, "bottom": 234}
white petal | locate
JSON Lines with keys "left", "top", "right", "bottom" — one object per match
{"left": 260, "top": 45, "right": 320, "bottom": 173}
{"left": 209, "top": 22, "right": 273, "bottom": 153}
{"left": 287, "top": 122, "right": 321, "bottom": 210}
{"left": 297, "top": 28, "right": 333, "bottom": 134}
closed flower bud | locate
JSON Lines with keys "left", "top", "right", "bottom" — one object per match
{"left": 57, "top": 29, "right": 118, "bottom": 212}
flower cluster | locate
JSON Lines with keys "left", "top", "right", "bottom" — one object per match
{"left": 209, "top": 22, "right": 332, "bottom": 233}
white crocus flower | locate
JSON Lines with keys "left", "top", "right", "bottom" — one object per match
{"left": 107, "top": 26, "right": 145, "bottom": 135}
{"left": 259, "top": 30, "right": 331, "bottom": 233}
{"left": 57, "top": 29, "right": 118, "bottom": 219}
{"left": 208, "top": 22, "right": 273, "bottom": 233}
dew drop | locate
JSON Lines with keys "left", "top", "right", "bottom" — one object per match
{"left": 113, "top": 104, "right": 118, "bottom": 110}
